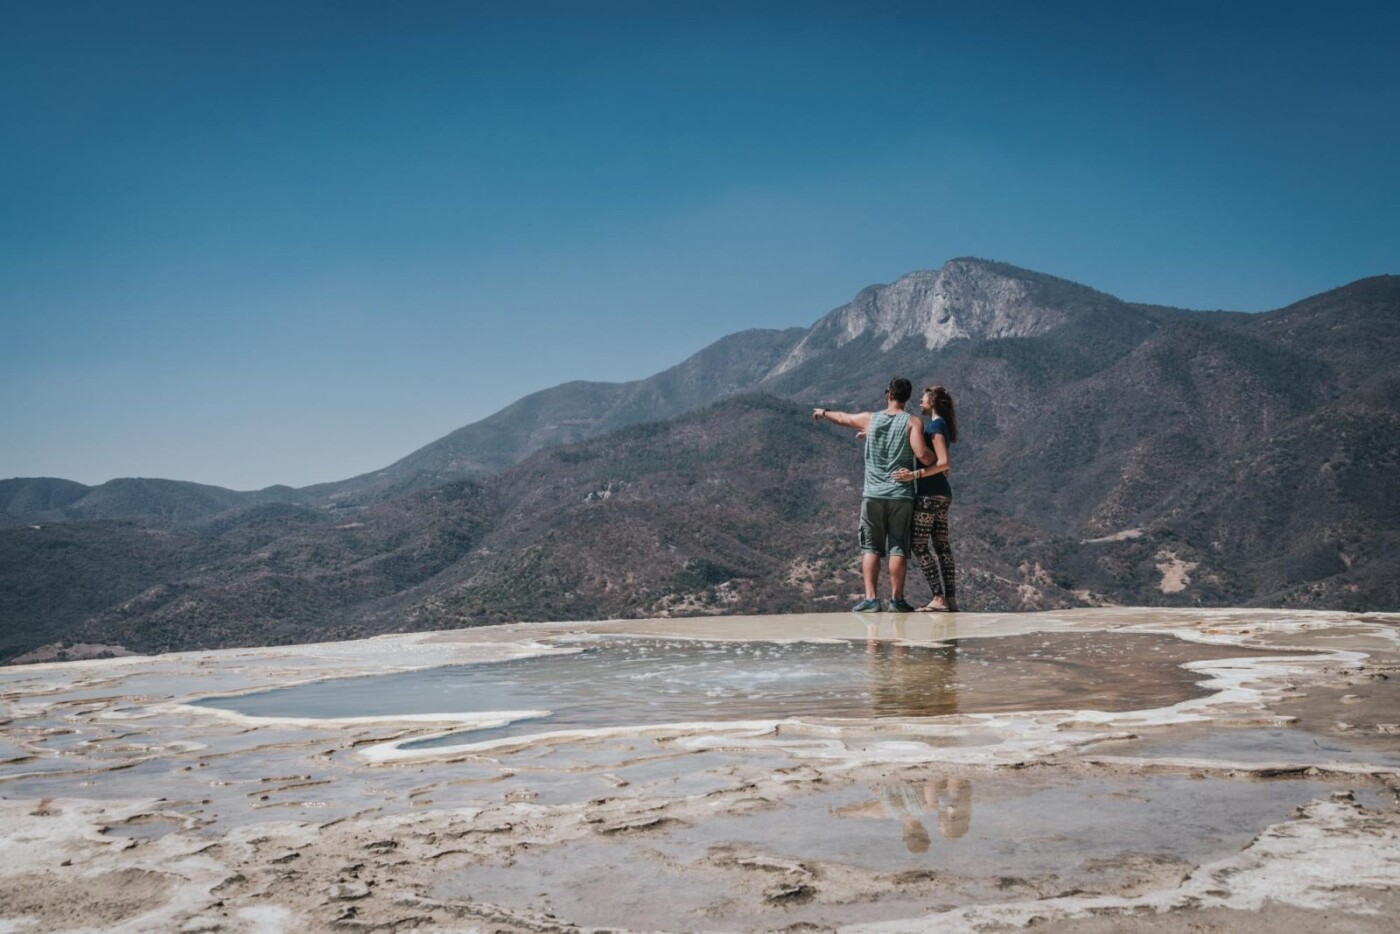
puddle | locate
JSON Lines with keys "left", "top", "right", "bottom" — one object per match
{"left": 648, "top": 773, "right": 1337, "bottom": 874}
{"left": 429, "top": 771, "right": 1349, "bottom": 930}
{"left": 194, "top": 633, "right": 1300, "bottom": 747}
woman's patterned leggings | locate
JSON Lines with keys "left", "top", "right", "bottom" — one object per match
{"left": 911, "top": 495, "right": 956, "bottom": 603}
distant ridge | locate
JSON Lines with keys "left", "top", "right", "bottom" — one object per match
{"left": 0, "top": 476, "right": 296, "bottom": 528}
{"left": 0, "top": 477, "right": 89, "bottom": 518}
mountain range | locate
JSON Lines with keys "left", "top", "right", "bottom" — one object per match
{"left": 3, "top": 258, "right": 1397, "bottom": 662}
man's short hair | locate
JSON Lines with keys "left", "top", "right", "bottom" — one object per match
{"left": 888, "top": 376, "right": 912, "bottom": 404}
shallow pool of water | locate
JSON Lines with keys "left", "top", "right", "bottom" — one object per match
{"left": 428, "top": 770, "right": 1352, "bottom": 930}
{"left": 192, "top": 632, "right": 1296, "bottom": 747}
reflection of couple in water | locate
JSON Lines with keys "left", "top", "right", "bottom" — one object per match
{"left": 865, "top": 616, "right": 959, "bottom": 717}
{"left": 831, "top": 776, "right": 973, "bottom": 853}
{"left": 813, "top": 377, "right": 959, "bottom": 613}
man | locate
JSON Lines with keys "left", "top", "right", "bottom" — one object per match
{"left": 813, "top": 376, "right": 934, "bottom": 612}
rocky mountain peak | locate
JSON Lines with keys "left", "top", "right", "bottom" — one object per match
{"left": 766, "top": 258, "right": 1076, "bottom": 378}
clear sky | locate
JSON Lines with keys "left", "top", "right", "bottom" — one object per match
{"left": 4, "top": 1, "right": 1397, "bottom": 490}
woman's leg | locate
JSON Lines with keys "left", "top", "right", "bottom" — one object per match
{"left": 910, "top": 495, "right": 943, "bottom": 602}
{"left": 928, "top": 496, "right": 957, "bottom": 610}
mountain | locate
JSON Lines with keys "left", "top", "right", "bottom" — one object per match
{"left": 2, "top": 260, "right": 1396, "bottom": 661}
{"left": 767, "top": 258, "right": 1157, "bottom": 382}
{"left": 297, "top": 258, "right": 1198, "bottom": 505}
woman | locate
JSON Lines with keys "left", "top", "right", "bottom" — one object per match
{"left": 891, "top": 385, "right": 958, "bottom": 611}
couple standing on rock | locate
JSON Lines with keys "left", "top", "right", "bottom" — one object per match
{"left": 813, "top": 377, "right": 959, "bottom": 613}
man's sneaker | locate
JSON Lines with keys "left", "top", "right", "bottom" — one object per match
{"left": 852, "top": 598, "right": 882, "bottom": 612}
{"left": 888, "top": 598, "right": 916, "bottom": 613}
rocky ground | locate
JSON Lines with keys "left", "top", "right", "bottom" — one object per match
{"left": 1, "top": 608, "right": 1397, "bottom": 932}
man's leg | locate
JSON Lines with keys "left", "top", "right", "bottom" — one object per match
{"left": 862, "top": 552, "right": 881, "bottom": 599}
{"left": 886, "top": 498, "right": 914, "bottom": 602}
{"left": 859, "top": 499, "right": 886, "bottom": 601}
{"left": 889, "top": 555, "right": 908, "bottom": 600}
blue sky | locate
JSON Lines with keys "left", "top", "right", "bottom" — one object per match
{"left": 3, "top": 1, "right": 1397, "bottom": 489}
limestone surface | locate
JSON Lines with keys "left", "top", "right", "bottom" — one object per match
{"left": 1, "top": 608, "right": 1397, "bottom": 932}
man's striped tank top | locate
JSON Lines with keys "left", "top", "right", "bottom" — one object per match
{"left": 863, "top": 411, "right": 915, "bottom": 500}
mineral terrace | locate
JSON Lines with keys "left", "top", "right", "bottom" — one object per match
{"left": 1, "top": 608, "right": 1398, "bottom": 932}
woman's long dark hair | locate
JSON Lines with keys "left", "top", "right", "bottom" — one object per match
{"left": 924, "top": 385, "right": 958, "bottom": 442}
